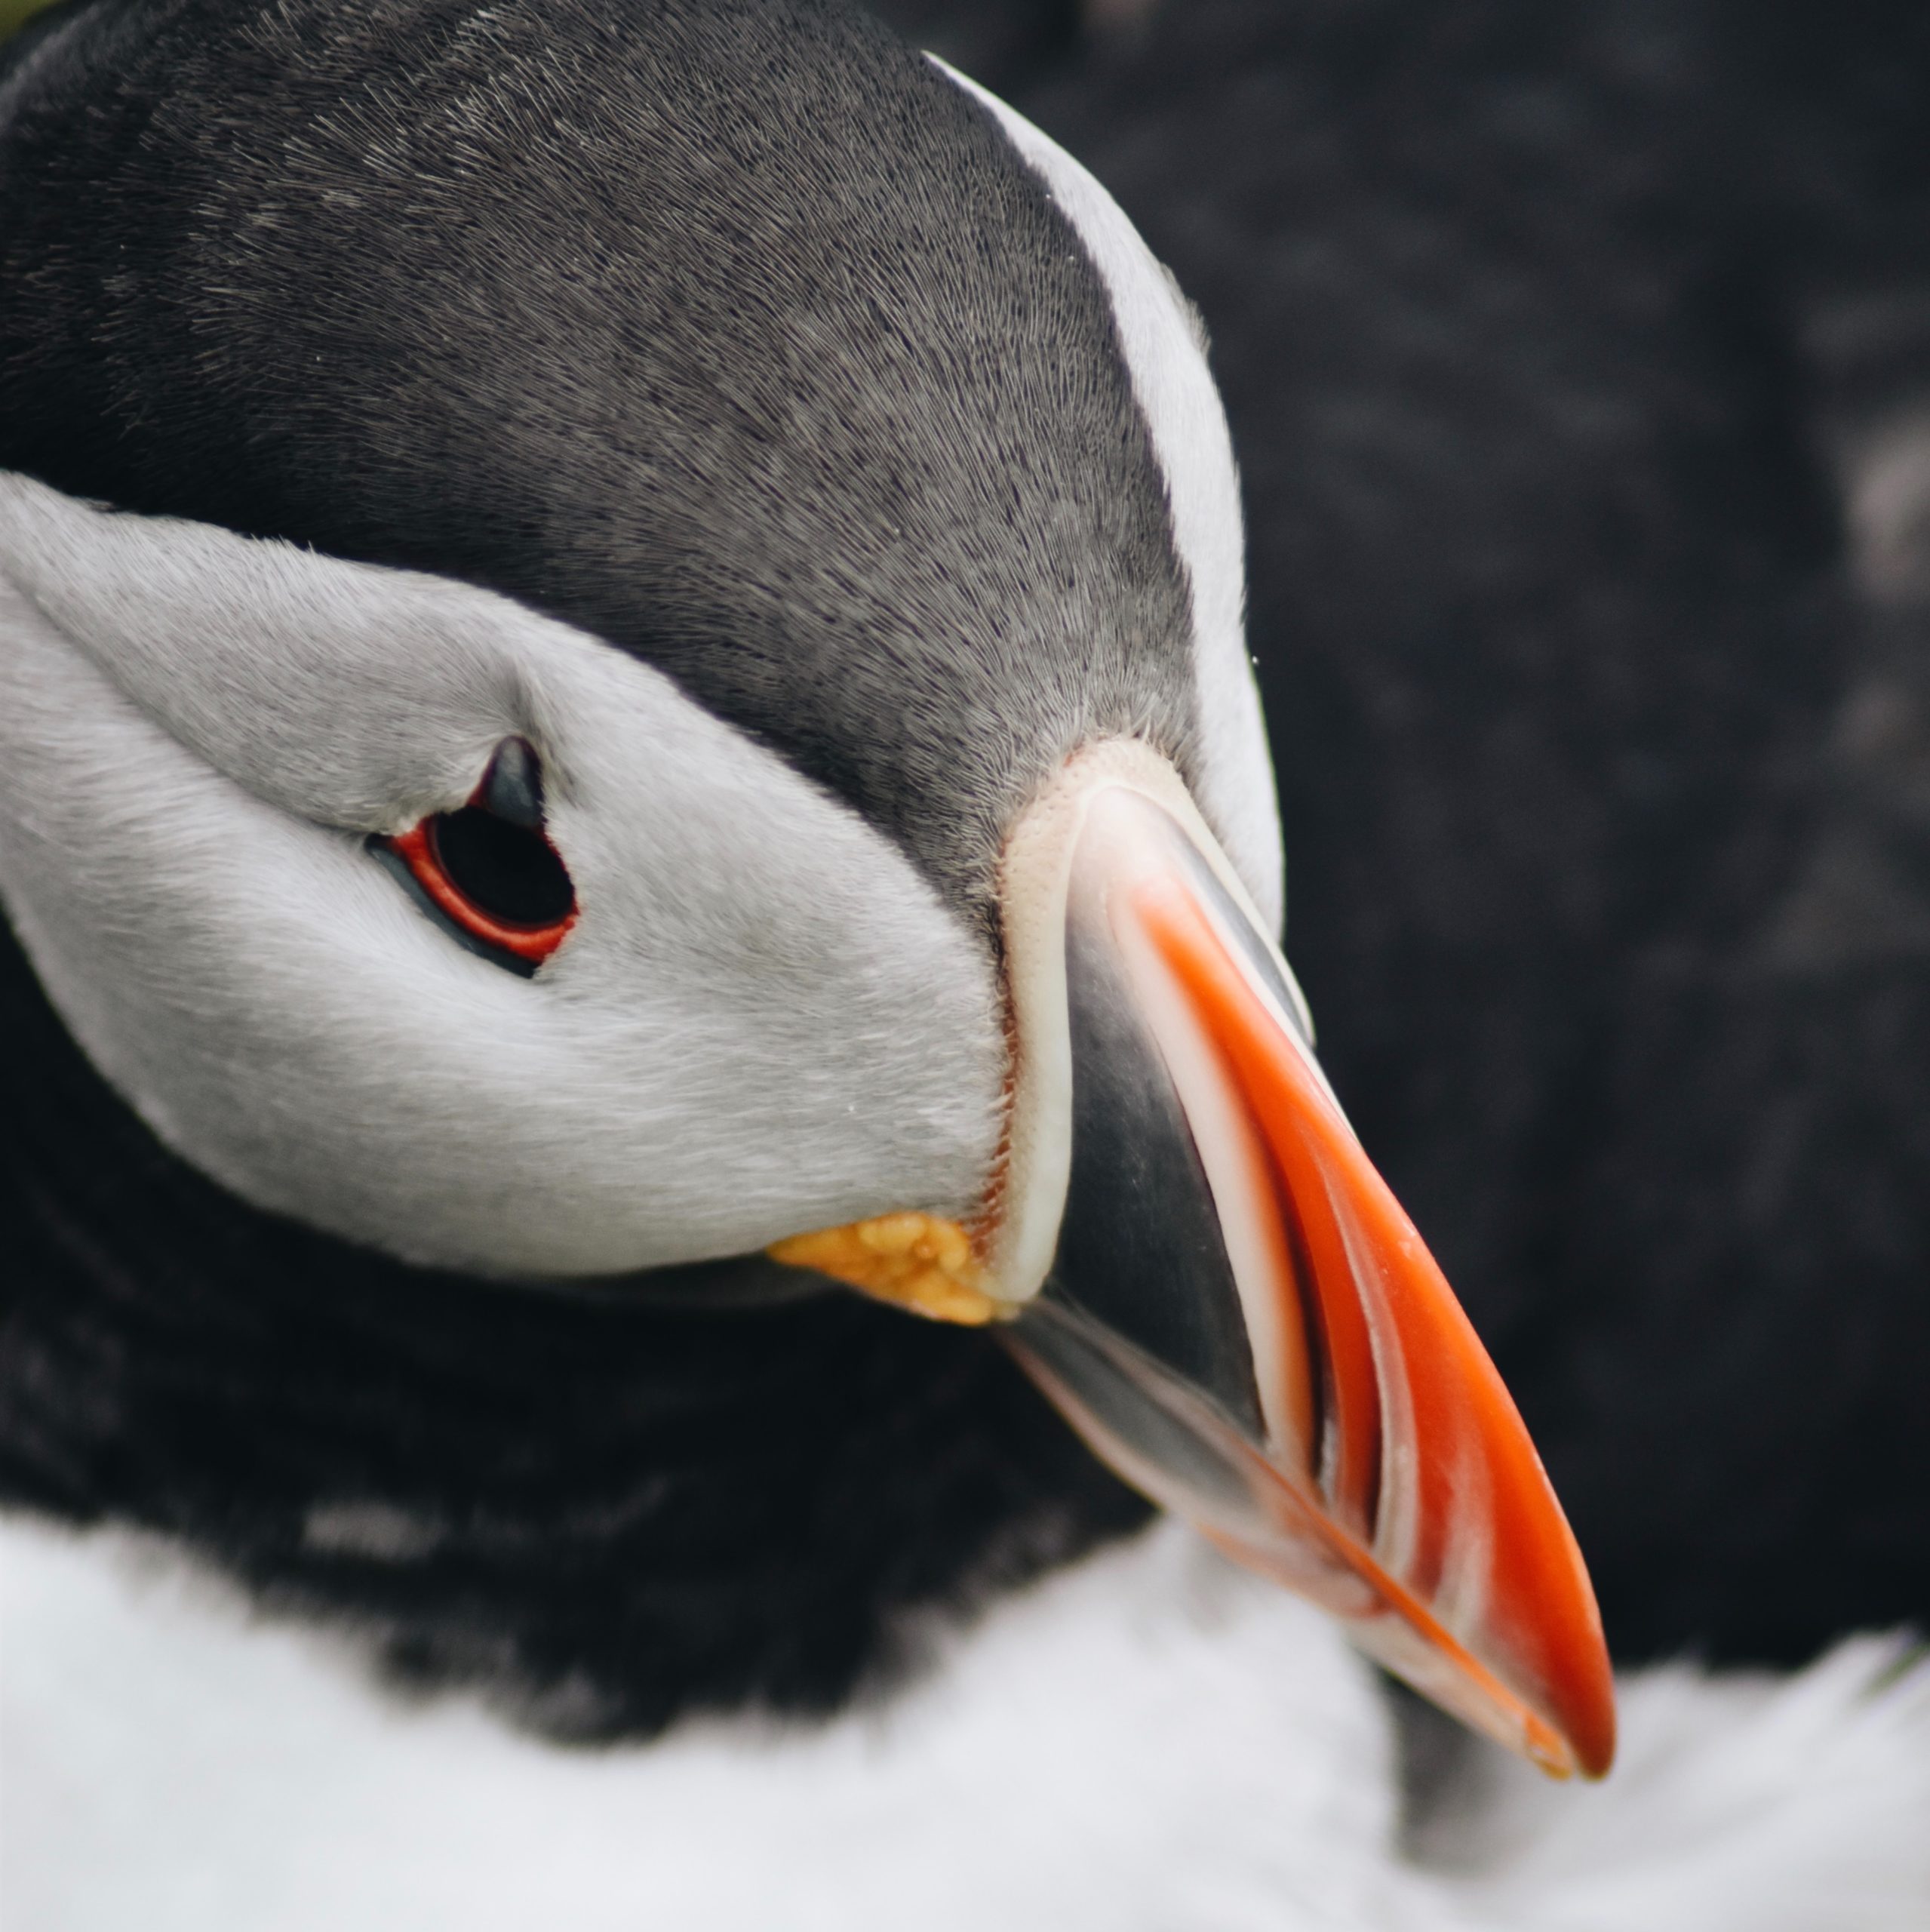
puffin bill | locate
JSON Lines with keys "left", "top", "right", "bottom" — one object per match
{"left": 776, "top": 738, "right": 1612, "bottom": 1777}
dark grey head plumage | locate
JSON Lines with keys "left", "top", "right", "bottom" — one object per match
{"left": 0, "top": 0, "right": 1198, "bottom": 916}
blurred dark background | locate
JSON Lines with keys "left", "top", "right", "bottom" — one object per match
{"left": 873, "top": 0, "right": 1930, "bottom": 1666}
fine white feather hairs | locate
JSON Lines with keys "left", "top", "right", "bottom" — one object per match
{"left": 8, "top": 1511, "right": 1928, "bottom": 1932}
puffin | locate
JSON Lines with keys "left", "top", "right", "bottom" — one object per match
{"left": 1, "top": 0, "right": 1926, "bottom": 1924}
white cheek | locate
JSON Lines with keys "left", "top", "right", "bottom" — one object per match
{"left": 0, "top": 577, "right": 1003, "bottom": 1276}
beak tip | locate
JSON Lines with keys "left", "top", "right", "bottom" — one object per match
{"left": 1560, "top": 1661, "right": 1619, "bottom": 1782}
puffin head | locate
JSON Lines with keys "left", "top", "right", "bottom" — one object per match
{"left": 0, "top": 0, "right": 1611, "bottom": 1774}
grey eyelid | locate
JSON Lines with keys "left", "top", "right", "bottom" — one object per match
{"left": 482, "top": 737, "right": 544, "bottom": 828}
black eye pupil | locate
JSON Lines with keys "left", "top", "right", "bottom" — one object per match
{"left": 429, "top": 807, "right": 575, "bottom": 928}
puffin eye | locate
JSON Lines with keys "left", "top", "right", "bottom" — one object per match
{"left": 370, "top": 739, "right": 577, "bottom": 977}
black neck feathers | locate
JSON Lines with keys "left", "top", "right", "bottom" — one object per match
{"left": 0, "top": 921, "right": 1145, "bottom": 1737}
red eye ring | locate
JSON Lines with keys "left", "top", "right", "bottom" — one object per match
{"left": 373, "top": 740, "right": 578, "bottom": 974}
{"left": 383, "top": 817, "right": 577, "bottom": 967}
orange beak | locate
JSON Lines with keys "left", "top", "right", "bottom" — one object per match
{"left": 1004, "top": 748, "right": 1613, "bottom": 1779}
{"left": 778, "top": 743, "right": 1615, "bottom": 1778}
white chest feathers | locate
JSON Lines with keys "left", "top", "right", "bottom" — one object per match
{"left": 5, "top": 1514, "right": 1928, "bottom": 1932}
